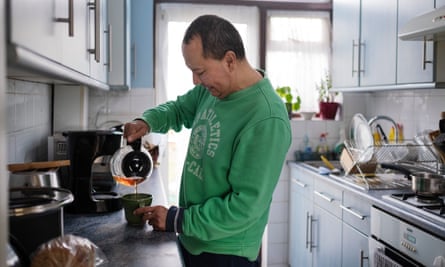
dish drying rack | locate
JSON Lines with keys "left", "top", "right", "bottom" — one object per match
{"left": 343, "top": 140, "right": 443, "bottom": 189}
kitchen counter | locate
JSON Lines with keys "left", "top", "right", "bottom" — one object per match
{"left": 64, "top": 169, "right": 183, "bottom": 267}
{"left": 288, "top": 161, "right": 445, "bottom": 239}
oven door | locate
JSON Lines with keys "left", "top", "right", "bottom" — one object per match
{"left": 369, "top": 237, "right": 423, "bottom": 267}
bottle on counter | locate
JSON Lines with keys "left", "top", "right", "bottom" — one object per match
{"left": 316, "top": 133, "right": 330, "bottom": 157}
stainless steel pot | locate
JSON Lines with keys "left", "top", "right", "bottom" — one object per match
{"left": 9, "top": 168, "right": 60, "bottom": 189}
{"left": 380, "top": 163, "right": 445, "bottom": 196}
{"left": 410, "top": 172, "right": 445, "bottom": 197}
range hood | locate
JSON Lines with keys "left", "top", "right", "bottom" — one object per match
{"left": 399, "top": 6, "right": 445, "bottom": 41}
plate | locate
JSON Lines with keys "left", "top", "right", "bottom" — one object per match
{"left": 348, "top": 113, "right": 373, "bottom": 162}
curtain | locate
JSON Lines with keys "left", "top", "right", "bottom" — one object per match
{"left": 266, "top": 10, "right": 332, "bottom": 112}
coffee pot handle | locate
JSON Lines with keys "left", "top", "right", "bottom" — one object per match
{"left": 129, "top": 138, "right": 142, "bottom": 151}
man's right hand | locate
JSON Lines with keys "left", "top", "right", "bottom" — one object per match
{"left": 123, "top": 120, "right": 150, "bottom": 143}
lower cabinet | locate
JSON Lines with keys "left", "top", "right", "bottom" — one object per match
{"left": 289, "top": 164, "right": 371, "bottom": 267}
{"left": 312, "top": 204, "right": 342, "bottom": 267}
{"left": 289, "top": 166, "right": 313, "bottom": 267}
{"left": 342, "top": 222, "right": 369, "bottom": 267}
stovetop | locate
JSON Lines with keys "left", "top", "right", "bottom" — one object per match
{"left": 383, "top": 193, "right": 445, "bottom": 224}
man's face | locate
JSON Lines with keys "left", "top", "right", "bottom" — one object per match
{"left": 182, "top": 36, "right": 235, "bottom": 99}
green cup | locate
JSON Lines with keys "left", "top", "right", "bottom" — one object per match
{"left": 121, "top": 193, "right": 153, "bottom": 225}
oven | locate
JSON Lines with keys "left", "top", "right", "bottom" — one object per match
{"left": 369, "top": 206, "right": 445, "bottom": 267}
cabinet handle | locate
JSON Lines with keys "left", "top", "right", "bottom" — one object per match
{"left": 305, "top": 212, "right": 316, "bottom": 252}
{"left": 314, "top": 190, "right": 333, "bottom": 202}
{"left": 359, "top": 42, "right": 366, "bottom": 75}
{"left": 104, "top": 24, "right": 112, "bottom": 71}
{"left": 423, "top": 38, "right": 433, "bottom": 70}
{"left": 291, "top": 179, "right": 307, "bottom": 188}
{"left": 340, "top": 205, "right": 366, "bottom": 220}
{"left": 132, "top": 43, "right": 137, "bottom": 78}
{"left": 360, "top": 250, "right": 369, "bottom": 267}
{"left": 55, "top": 0, "right": 74, "bottom": 37}
{"left": 308, "top": 213, "right": 316, "bottom": 253}
{"left": 88, "top": 0, "right": 100, "bottom": 62}
{"left": 352, "top": 40, "right": 358, "bottom": 76}
{"left": 305, "top": 212, "right": 310, "bottom": 249}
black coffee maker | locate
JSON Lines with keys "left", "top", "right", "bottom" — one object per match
{"left": 65, "top": 130, "right": 123, "bottom": 213}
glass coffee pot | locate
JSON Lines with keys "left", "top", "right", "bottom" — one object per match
{"left": 110, "top": 137, "right": 153, "bottom": 193}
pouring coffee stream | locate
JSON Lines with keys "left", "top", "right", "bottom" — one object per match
{"left": 110, "top": 137, "right": 153, "bottom": 194}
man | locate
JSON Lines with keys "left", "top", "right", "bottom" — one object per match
{"left": 125, "top": 14, "right": 291, "bottom": 267}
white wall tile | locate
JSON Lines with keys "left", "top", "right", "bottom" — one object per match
{"left": 6, "top": 79, "right": 52, "bottom": 163}
{"left": 269, "top": 201, "right": 288, "bottom": 224}
{"left": 267, "top": 242, "right": 288, "bottom": 266}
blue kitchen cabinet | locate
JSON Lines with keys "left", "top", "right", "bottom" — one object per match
{"left": 108, "top": 0, "right": 153, "bottom": 90}
{"left": 131, "top": 0, "right": 154, "bottom": 88}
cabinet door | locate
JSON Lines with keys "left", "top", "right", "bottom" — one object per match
{"left": 397, "top": 0, "right": 434, "bottom": 84}
{"left": 59, "top": 0, "right": 89, "bottom": 75}
{"left": 10, "top": 0, "right": 62, "bottom": 62}
{"left": 342, "top": 222, "right": 369, "bottom": 267}
{"left": 131, "top": 0, "right": 154, "bottom": 88}
{"left": 332, "top": 0, "right": 360, "bottom": 88}
{"left": 289, "top": 182, "right": 313, "bottom": 267}
{"left": 360, "top": 0, "right": 397, "bottom": 86}
{"left": 108, "top": 0, "right": 131, "bottom": 89}
{"left": 89, "top": 0, "right": 109, "bottom": 83}
{"left": 312, "top": 204, "right": 342, "bottom": 267}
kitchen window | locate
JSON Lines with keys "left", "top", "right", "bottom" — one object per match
{"left": 154, "top": 2, "right": 332, "bottom": 204}
{"left": 266, "top": 10, "right": 331, "bottom": 112}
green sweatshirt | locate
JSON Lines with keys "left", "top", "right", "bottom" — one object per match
{"left": 140, "top": 77, "right": 291, "bottom": 261}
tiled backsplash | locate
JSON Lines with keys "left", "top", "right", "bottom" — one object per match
{"left": 88, "top": 88, "right": 156, "bottom": 129}
{"left": 6, "top": 79, "right": 51, "bottom": 163}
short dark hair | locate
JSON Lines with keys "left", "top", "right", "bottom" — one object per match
{"left": 183, "top": 15, "right": 246, "bottom": 60}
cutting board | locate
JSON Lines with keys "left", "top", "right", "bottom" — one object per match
{"left": 8, "top": 160, "right": 70, "bottom": 172}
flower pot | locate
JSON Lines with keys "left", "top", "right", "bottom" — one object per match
{"left": 319, "top": 102, "right": 339, "bottom": 120}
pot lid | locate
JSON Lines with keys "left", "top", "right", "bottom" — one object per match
{"left": 9, "top": 187, "right": 74, "bottom": 217}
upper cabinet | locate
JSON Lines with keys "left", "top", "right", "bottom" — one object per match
{"left": 7, "top": 0, "right": 110, "bottom": 90}
{"left": 332, "top": 0, "right": 445, "bottom": 91}
{"left": 108, "top": 0, "right": 154, "bottom": 90}
{"left": 397, "top": 0, "right": 434, "bottom": 84}
{"left": 332, "top": 0, "right": 397, "bottom": 89}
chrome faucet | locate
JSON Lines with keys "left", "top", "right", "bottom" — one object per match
{"left": 368, "top": 115, "right": 399, "bottom": 143}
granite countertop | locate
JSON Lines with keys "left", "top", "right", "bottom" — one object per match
{"left": 64, "top": 169, "right": 183, "bottom": 267}
{"left": 288, "top": 161, "right": 445, "bottom": 239}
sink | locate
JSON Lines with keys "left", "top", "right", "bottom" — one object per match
{"left": 300, "top": 160, "right": 411, "bottom": 190}
{"left": 302, "top": 160, "right": 342, "bottom": 171}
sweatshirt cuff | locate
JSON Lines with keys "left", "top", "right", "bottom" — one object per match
{"left": 166, "top": 206, "right": 184, "bottom": 233}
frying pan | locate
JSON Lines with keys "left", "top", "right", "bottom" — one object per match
{"left": 381, "top": 163, "right": 445, "bottom": 197}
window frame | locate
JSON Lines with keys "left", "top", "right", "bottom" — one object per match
{"left": 154, "top": 0, "right": 332, "bottom": 70}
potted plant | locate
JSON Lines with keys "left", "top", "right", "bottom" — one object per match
{"left": 317, "top": 73, "right": 339, "bottom": 120}
{"left": 275, "top": 86, "right": 301, "bottom": 119}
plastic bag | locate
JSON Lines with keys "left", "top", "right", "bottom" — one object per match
{"left": 30, "top": 234, "right": 107, "bottom": 267}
